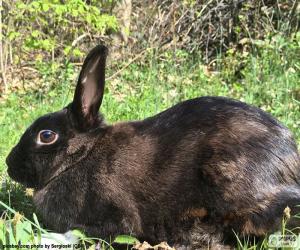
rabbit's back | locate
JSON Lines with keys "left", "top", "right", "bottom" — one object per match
{"left": 114, "top": 96, "right": 300, "bottom": 242}
{"left": 135, "top": 96, "right": 299, "bottom": 185}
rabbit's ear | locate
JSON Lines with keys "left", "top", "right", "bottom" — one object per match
{"left": 71, "top": 45, "right": 108, "bottom": 131}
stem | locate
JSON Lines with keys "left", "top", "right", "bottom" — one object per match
{"left": 0, "top": 0, "right": 8, "bottom": 92}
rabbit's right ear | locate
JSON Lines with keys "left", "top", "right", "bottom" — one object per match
{"left": 71, "top": 45, "right": 108, "bottom": 131}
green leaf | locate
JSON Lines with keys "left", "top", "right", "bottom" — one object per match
{"left": 71, "top": 9, "right": 79, "bottom": 17}
{"left": 63, "top": 46, "right": 72, "bottom": 55}
{"left": 73, "top": 48, "right": 83, "bottom": 57}
{"left": 16, "top": 220, "right": 32, "bottom": 245}
{"left": 86, "top": 14, "right": 92, "bottom": 24}
{"left": 113, "top": 235, "right": 139, "bottom": 245}
{"left": 32, "top": 213, "right": 41, "bottom": 244}
{"left": 7, "top": 31, "right": 21, "bottom": 41}
{"left": 31, "top": 30, "right": 40, "bottom": 38}
{"left": 0, "top": 219, "right": 7, "bottom": 246}
{"left": 16, "top": 2, "right": 27, "bottom": 10}
{"left": 42, "top": 3, "right": 50, "bottom": 12}
{"left": 71, "top": 229, "right": 86, "bottom": 239}
{"left": 54, "top": 5, "right": 65, "bottom": 15}
{"left": 7, "top": 223, "right": 16, "bottom": 245}
{"left": 31, "top": 1, "right": 40, "bottom": 9}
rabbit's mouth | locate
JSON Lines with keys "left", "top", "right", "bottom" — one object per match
{"left": 6, "top": 148, "right": 38, "bottom": 188}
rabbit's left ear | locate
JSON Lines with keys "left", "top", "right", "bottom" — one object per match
{"left": 71, "top": 45, "right": 108, "bottom": 131}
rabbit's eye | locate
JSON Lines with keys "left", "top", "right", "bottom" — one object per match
{"left": 37, "top": 130, "right": 58, "bottom": 145}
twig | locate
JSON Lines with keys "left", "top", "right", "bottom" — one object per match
{"left": 0, "top": 0, "right": 7, "bottom": 91}
{"left": 71, "top": 33, "right": 90, "bottom": 47}
{"left": 21, "top": 66, "right": 39, "bottom": 72}
{"left": 287, "top": 0, "right": 299, "bottom": 35}
{"left": 106, "top": 48, "right": 150, "bottom": 81}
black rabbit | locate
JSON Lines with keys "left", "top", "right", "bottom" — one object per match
{"left": 6, "top": 45, "right": 300, "bottom": 250}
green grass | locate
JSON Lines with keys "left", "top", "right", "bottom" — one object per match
{"left": 0, "top": 32, "right": 299, "bottom": 249}
{"left": 0, "top": 200, "right": 137, "bottom": 250}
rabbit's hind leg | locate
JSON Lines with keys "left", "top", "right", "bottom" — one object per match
{"left": 174, "top": 220, "right": 232, "bottom": 250}
{"left": 190, "top": 221, "right": 232, "bottom": 250}
{"left": 245, "top": 185, "right": 300, "bottom": 234}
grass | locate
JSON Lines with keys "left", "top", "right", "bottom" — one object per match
{"left": 0, "top": 200, "right": 137, "bottom": 250}
{"left": 0, "top": 32, "right": 299, "bottom": 249}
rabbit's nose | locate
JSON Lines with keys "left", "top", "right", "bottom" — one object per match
{"left": 5, "top": 149, "right": 14, "bottom": 168}
{"left": 6, "top": 146, "right": 25, "bottom": 168}
{"left": 6, "top": 151, "right": 18, "bottom": 180}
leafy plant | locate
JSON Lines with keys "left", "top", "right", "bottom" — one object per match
{"left": 0, "top": 0, "right": 118, "bottom": 92}
{"left": 7, "top": 0, "right": 118, "bottom": 58}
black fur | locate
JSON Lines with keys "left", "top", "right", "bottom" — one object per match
{"left": 6, "top": 45, "right": 300, "bottom": 249}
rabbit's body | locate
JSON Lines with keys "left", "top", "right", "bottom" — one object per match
{"left": 6, "top": 46, "right": 300, "bottom": 249}
{"left": 34, "top": 97, "right": 300, "bottom": 248}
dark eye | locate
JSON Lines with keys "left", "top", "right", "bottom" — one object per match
{"left": 37, "top": 130, "right": 58, "bottom": 145}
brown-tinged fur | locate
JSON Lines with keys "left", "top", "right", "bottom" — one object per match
{"left": 6, "top": 46, "right": 300, "bottom": 249}
{"left": 181, "top": 208, "right": 208, "bottom": 221}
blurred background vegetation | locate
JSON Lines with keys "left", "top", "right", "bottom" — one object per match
{"left": 0, "top": 0, "right": 299, "bottom": 248}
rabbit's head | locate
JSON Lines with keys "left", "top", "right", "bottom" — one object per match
{"left": 6, "top": 45, "right": 108, "bottom": 189}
